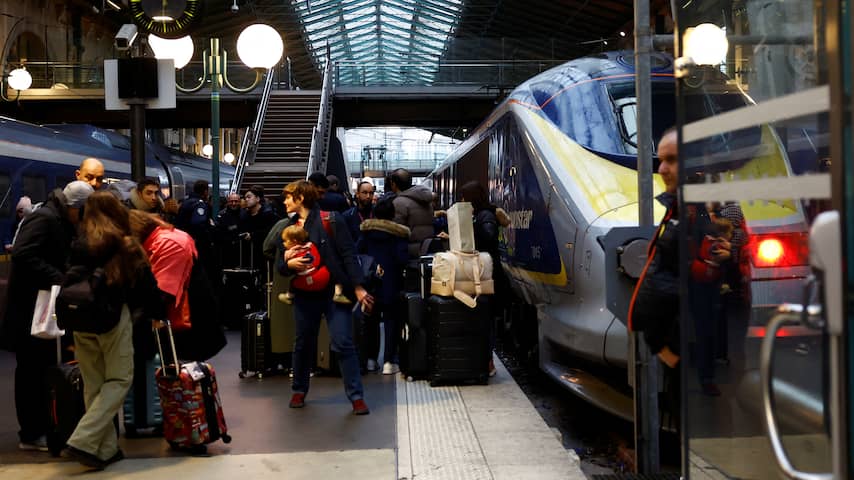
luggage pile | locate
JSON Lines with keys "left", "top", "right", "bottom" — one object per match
{"left": 401, "top": 202, "right": 495, "bottom": 386}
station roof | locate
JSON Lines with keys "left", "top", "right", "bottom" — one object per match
{"left": 143, "top": 0, "right": 658, "bottom": 88}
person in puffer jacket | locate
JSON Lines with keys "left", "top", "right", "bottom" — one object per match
{"left": 388, "top": 168, "right": 434, "bottom": 258}
{"left": 356, "top": 196, "right": 410, "bottom": 375}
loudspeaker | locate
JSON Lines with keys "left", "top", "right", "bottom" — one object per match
{"left": 117, "top": 58, "right": 158, "bottom": 99}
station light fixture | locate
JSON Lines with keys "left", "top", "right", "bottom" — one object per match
{"left": 683, "top": 23, "right": 728, "bottom": 66}
{"left": 236, "top": 24, "right": 285, "bottom": 69}
{"left": 224, "top": 152, "right": 235, "bottom": 164}
{"left": 149, "top": 35, "right": 195, "bottom": 69}
{"left": 8, "top": 67, "right": 32, "bottom": 91}
{"left": 202, "top": 144, "right": 213, "bottom": 157}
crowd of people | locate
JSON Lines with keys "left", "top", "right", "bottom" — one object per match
{"left": 0, "top": 158, "right": 511, "bottom": 470}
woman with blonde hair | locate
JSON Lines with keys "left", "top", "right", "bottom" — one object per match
{"left": 61, "top": 191, "right": 161, "bottom": 470}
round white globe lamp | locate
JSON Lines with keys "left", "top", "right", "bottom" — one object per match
{"left": 202, "top": 144, "right": 214, "bottom": 157}
{"left": 149, "top": 34, "right": 195, "bottom": 69}
{"left": 8, "top": 68, "right": 32, "bottom": 91}
{"left": 236, "top": 24, "right": 284, "bottom": 69}
{"left": 683, "top": 23, "right": 728, "bottom": 66}
{"left": 223, "top": 152, "right": 235, "bottom": 164}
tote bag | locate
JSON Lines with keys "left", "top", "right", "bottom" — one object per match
{"left": 31, "top": 285, "right": 64, "bottom": 339}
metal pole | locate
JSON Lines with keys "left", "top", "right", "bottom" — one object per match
{"left": 633, "top": 0, "right": 660, "bottom": 474}
{"left": 210, "top": 38, "right": 221, "bottom": 217}
{"left": 129, "top": 101, "right": 146, "bottom": 182}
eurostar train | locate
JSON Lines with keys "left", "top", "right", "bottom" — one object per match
{"left": 0, "top": 116, "right": 234, "bottom": 240}
{"left": 430, "top": 50, "right": 812, "bottom": 420}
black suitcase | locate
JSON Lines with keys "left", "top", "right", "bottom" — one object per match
{"left": 240, "top": 311, "right": 269, "bottom": 379}
{"left": 427, "top": 295, "right": 492, "bottom": 386}
{"left": 45, "top": 340, "right": 85, "bottom": 457}
{"left": 399, "top": 292, "right": 429, "bottom": 379}
{"left": 221, "top": 241, "right": 264, "bottom": 330}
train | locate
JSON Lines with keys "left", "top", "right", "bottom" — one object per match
{"left": 430, "top": 50, "right": 813, "bottom": 422}
{"left": 0, "top": 116, "right": 235, "bottom": 242}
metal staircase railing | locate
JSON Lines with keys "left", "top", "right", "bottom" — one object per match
{"left": 307, "top": 50, "right": 334, "bottom": 176}
{"left": 230, "top": 69, "right": 275, "bottom": 194}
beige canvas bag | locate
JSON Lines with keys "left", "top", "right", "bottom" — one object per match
{"left": 430, "top": 250, "right": 494, "bottom": 308}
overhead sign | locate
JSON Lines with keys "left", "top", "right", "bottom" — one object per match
{"left": 104, "top": 58, "right": 176, "bottom": 110}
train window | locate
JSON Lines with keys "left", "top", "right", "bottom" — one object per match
{"left": 607, "top": 82, "right": 677, "bottom": 155}
{"left": 22, "top": 175, "right": 47, "bottom": 204}
{"left": 0, "top": 173, "right": 11, "bottom": 217}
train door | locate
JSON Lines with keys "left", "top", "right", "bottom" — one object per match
{"left": 675, "top": 2, "right": 844, "bottom": 478}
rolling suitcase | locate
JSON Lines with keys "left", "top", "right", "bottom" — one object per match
{"left": 240, "top": 311, "right": 269, "bottom": 379}
{"left": 221, "top": 241, "right": 263, "bottom": 330}
{"left": 399, "top": 292, "right": 429, "bottom": 380}
{"left": 123, "top": 354, "right": 163, "bottom": 437}
{"left": 45, "top": 338, "right": 85, "bottom": 457}
{"left": 427, "top": 295, "right": 492, "bottom": 386}
{"left": 155, "top": 322, "right": 232, "bottom": 454}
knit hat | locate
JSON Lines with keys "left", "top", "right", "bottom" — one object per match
{"left": 63, "top": 181, "right": 95, "bottom": 208}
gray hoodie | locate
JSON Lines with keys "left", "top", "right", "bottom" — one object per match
{"left": 392, "top": 184, "right": 434, "bottom": 258}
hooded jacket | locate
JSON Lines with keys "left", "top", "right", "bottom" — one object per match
{"left": 1, "top": 189, "right": 75, "bottom": 351}
{"left": 356, "top": 219, "right": 410, "bottom": 305}
{"left": 126, "top": 188, "right": 165, "bottom": 214}
{"left": 392, "top": 184, "right": 434, "bottom": 257}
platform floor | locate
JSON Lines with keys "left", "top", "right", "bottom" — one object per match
{"left": 0, "top": 331, "right": 584, "bottom": 479}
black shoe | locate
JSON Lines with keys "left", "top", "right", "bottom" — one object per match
{"left": 62, "top": 445, "right": 106, "bottom": 470}
{"left": 105, "top": 449, "right": 125, "bottom": 465}
{"left": 701, "top": 383, "right": 722, "bottom": 397}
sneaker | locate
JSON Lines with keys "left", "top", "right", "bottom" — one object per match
{"left": 382, "top": 362, "right": 400, "bottom": 375}
{"left": 366, "top": 359, "right": 378, "bottom": 372}
{"left": 488, "top": 359, "right": 497, "bottom": 377}
{"left": 332, "top": 293, "right": 352, "bottom": 305}
{"left": 18, "top": 435, "right": 48, "bottom": 452}
{"left": 62, "top": 445, "right": 105, "bottom": 470}
{"left": 289, "top": 392, "right": 306, "bottom": 408}
{"left": 352, "top": 398, "right": 370, "bottom": 415}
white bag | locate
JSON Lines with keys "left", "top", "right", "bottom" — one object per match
{"left": 31, "top": 285, "right": 64, "bottom": 339}
{"left": 447, "top": 202, "right": 476, "bottom": 253}
{"left": 430, "top": 250, "right": 494, "bottom": 308}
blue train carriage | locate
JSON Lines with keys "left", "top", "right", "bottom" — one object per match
{"left": 431, "top": 50, "right": 805, "bottom": 420}
{"left": 0, "top": 117, "right": 234, "bottom": 242}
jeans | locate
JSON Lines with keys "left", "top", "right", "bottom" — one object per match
{"left": 14, "top": 336, "right": 56, "bottom": 443}
{"left": 292, "top": 290, "right": 364, "bottom": 401}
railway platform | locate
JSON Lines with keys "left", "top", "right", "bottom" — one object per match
{"left": 0, "top": 331, "right": 584, "bottom": 479}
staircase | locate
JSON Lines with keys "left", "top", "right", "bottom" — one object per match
{"left": 240, "top": 90, "right": 320, "bottom": 194}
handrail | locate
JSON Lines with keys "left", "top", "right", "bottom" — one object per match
{"left": 307, "top": 51, "right": 334, "bottom": 177}
{"left": 230, "top": 68, "right": 275, "bottom": 194}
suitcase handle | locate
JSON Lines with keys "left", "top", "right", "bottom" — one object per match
{"left": 154, "top": 321, "right": 181, "bottom": 377}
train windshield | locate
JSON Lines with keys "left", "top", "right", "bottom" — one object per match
{"left": 606, "top": 82, "right": 676, "bottom": 155}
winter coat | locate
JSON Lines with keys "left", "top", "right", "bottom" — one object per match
{"left": 125, "top": 188, "right": 166, "bottom": 214}
{"left": 239, "top": 206, "right": 279, "bottom": 268}
{"left": 275, "top": 207, "right": 365, "bottom": 300}
{"left": 343, "top": 204, "right": 373, "bottom": 243}
{"left": 392, "top": 184, "right": 434, "bottom": 258}
{"left": 142, "top": 226, "right": 197, "bottom": 329}
{"left": 0, "top": 189, "right": 75, "bottom": 351}
{"left": 356, "top": 219, "right": 410, "bottom": 305}
{"left": 318, "top": 191, "right": 350, "bottom": 212}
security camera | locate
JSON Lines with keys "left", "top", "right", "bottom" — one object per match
{"left": 231, "top": 0, "right": 239, "bottom": 13}
{"left": 114, "top": 24, "right": 138, "bottom": 51}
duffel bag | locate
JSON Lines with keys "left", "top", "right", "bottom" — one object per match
{"left": 430, "top": 250, "right": 494, "bottom": 308}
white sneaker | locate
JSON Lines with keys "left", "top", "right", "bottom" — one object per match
{"left": 366, "top": 359, "right": 378, "bottom": 372}
{"left": 382, "top": 362, "right": 400, "bottom": 375}
{"left": 18, "top": 435, "right": 48, "bottom": 452}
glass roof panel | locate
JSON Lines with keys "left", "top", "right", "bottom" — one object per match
{"left": 295, "top": 0, "right": 463, "bottom": 85}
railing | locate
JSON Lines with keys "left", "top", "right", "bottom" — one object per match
{"left": 230, "top": 69, "right": 275, "bottom": 194}
{"left": 334, "top": 60, "right": 567, "bottom": 88}
{"left": 307, "top": 49, "right": 335, "bottom": 176}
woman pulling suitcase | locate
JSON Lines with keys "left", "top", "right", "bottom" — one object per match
{"left": 276, "top": 180, "right": 374, "bottom": 415}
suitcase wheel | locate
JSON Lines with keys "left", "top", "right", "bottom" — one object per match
{"left": 222, "top": 433, "right": 232, "bottom": 444}
{"left": 238, "top": 371, "right": 247, "bottom": 379}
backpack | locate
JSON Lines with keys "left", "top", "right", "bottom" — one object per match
{"left": 55, "top": 265, "right": 124, "bottom": 334}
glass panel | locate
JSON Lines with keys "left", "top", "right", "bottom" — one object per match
{"left": 676, "top": 1, "right": 832, "bottom": 478}
{"left": 21, "top": 175, "right": 47, "bottom": 204}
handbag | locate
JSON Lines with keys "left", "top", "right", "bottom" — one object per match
{"left": 31, "top": 285, "right": 64, "bottom": 339}
{"left": 430, "top": 250, "right": 494, "bottom": 308}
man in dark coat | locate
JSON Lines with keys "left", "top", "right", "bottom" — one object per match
{"left": 0, "top": 181, "right": 94, "bottom": 451}
{"left": 342, "top": 180, "right": 375, "bottom": 243}
{"left": 309, "top": 172, "right": 349, "bottom": 212}
{"left": 215, "top": 193, "right": 243, "bottom": 269}
{"left": 389, "top": 168, "right": 434, "bottom": 258}
{"left": 239, "top": 185, "right": 279, "bottom": 277}
{"left": 175, "top": 180, "right": 216, "bottom": 279}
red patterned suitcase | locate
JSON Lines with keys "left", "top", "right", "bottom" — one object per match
{"left": 154, "top": 323, "right": 232, "bottom": 453}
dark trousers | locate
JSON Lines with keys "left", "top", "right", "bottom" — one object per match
{"left": 362, "top": 300, "right": 402, "bottom": 365}
{"left": 15, "top": 336, "right": 57, "bottom": 442}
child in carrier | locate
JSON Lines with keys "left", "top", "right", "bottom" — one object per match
{"left": 277, "top": 224, "right": 349, "bottom": 304}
